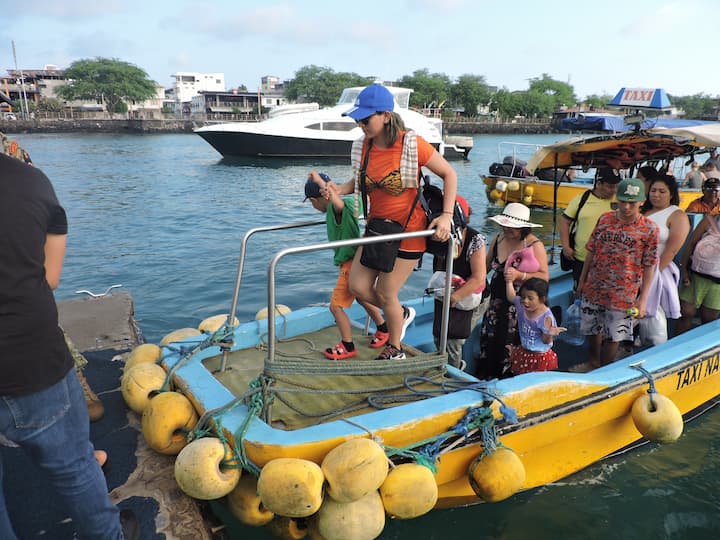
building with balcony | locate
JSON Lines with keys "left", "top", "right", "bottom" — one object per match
{"left": 171, "top": 72, "right": 225, "bottom": 112}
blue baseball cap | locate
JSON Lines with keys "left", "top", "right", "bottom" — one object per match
{"left": 303, "top": 173, "right": 331, "bottom": 201}
{"left": 342, "top": 84, "right": 395, "bottom": 121}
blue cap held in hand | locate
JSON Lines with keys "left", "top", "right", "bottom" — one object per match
{"left": 303, "top": 173, "right": 331, "bottom": 201}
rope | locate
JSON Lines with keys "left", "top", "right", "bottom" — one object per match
{"left": 630, "top": 362, "right": 658, "bottom": 411}
{"left": 156, "top": 323, "right": 237, "bottom": 392}
{"left": 186, "top": 376, "right": 269, "bottom": 477}
{"left": 383, "top": 404, "right": 500, "bottom": 474}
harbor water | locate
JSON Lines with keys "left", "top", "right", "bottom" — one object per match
{"left": 14, "top": 132, "right": 719, "bottom": 540}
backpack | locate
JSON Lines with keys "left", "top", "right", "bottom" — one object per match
{"left": 691, "top": 216, "right": 720, "bottom": 279}
{"left": 420, "top": 175, "right": 467, "bottom": 256}
{"left": 488, "top": 162, "right": 527, "bottom": 178}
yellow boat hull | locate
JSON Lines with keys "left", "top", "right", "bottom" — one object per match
{"left": 172, "top": 339, "right": 720, "bottom": 510}
{"left": 482, "top": 175, "right": 701, "bottom": 210}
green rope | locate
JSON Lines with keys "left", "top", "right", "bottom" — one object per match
{"left": 383, "top": 405, "right": 497, "bottom": 474}
{"left": 185, "top": 376, "right": 269, "bottom": 476}
{"left": 156, "top": 323, "right": 237, "bottom": 392}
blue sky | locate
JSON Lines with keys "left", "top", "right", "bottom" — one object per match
{"left": 2, "top": 0, "right": 718, "bottom": 100}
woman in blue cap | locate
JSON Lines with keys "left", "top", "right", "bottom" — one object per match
{"left": 320, "top": 83, "right": 458, "bottom": 360}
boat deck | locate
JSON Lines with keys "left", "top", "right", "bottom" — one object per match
{"left": 203, "top": 325, "right": 450, "bottom": 430}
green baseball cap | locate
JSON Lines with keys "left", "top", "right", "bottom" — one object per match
{"left": 616, "top": 177, "right": 646, "bottom": 202}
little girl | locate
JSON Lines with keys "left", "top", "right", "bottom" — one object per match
{"left": 505, "top": 277, "right": 565, "bottom": 374}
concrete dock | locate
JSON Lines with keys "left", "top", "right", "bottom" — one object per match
{"left": 1, "top": 291, "right": 217, "bottom": 539}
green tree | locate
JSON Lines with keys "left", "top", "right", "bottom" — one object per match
{"left": 284, "top": 65, "right": 372, "bottom": 106}
{"left": 671, "top": 93, "right": 720, "bottom": 119}
{"left": 449, "top": 74, "right": 492, "bottom": 116}
{"left": 582, "top": 93, "right": 614, "bottom": 110}
{"left": 37, "top": 97, "right": 64, "bottom": 113}
{"left": 398, "top": 69, "right": 451, "bottom": 110}
{"left": 56, "top": 57, "right": 157, "bottom": 118}
{"left": 490, "top": 89, "right": 525, "bottom": 119}
{"left": 527, "top": 74, "right": 576, "bottom": 114}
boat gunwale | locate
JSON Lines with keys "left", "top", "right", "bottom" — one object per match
{"left": 162, "top": 313, "right": 720, "bottom": 447}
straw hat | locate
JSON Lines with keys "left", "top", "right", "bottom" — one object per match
{"left": 488, "top": 203, "right": 542, "bottom": 228}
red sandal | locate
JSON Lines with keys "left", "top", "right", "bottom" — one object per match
{"left": 369, "top": 330, "right": 389, "bottom": 349}
{"left": 324, "top": 343, "right": 357, "bottom": 360}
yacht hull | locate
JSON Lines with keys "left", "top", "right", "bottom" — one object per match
{"left": 196, "top": 130, "right": 354, "bottom": 158}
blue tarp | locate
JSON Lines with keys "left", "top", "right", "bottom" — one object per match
{"left": 560, "top": 116, "right": 715, "bottom": 132}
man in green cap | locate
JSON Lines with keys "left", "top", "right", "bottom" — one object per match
{"left": 572, "top": 178, "right": 659, "bottom": 371}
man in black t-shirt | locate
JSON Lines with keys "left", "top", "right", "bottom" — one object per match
{"left": 0, "top": 149, "right": 131, "bottom": 538}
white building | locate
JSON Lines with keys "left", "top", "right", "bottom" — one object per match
{"left": 171, "top": 72, "right": 225, "bottom": 108}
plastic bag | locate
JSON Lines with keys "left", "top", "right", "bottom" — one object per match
{"left": 560, "top": 300, "right": 585, "bottom": 346}
{"left": 638, "top": 305, "right": 668, "bottom": 346}
{"left": 426, "top": 271, "right": 483, "bottom": 311}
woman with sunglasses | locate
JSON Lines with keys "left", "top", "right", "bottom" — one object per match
{"left": 322, "top": 84, "right": 457, "bottom": 360}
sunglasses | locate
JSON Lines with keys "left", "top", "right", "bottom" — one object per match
{"left": 357, "top": 112, "right": 382, "bottom": 126}
{"left": 704, "top": 187, "right": 720, "bottom": 192}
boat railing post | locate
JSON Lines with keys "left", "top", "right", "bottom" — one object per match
{"left": 438, "top": 240, "right": 455, "bottom": 357}
{"left": 219, "top": 219, "right": 325, "bottom": 372}
{"left": 549, "top": 154, "right": 560, "bottom": 265}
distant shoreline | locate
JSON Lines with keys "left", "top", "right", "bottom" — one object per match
{"left": 0, "top": 118, "right": 557, "bottom": 136}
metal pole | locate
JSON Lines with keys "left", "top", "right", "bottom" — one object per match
{"left": 11, "top": 41, "right": 29, "bottom": 119}
{"left": 438, "top": 239, "right": 455, "bottom": 356}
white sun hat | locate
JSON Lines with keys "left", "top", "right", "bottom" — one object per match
{"left": 488, "top": 203, "right": 542, "bottom": 228}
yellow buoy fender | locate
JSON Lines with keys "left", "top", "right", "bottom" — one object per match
{"left": 255, "top": 304, "right": 292, "bottom": 321}
{"left": 227, "top": 474, "right": 275, "bottom": 526}
{"left": 522, "top": 195, "right": 533, "bottom": 205}
{"left": 316, "top": 491, "right": 385, "bottom": 540}
{"left": 468, "top": 447, "right": 525, "bottom": 503}
{"left": 141, "top": 391, "right": 198, "bottom": 455}
{"left": 265, "top": 516, "right": 308, "bottom": 540}
{"left": 507, "top": 180, "right": 520, "bottom": 192}
{"left": 174, "top": 437, "right": 240, "bottom": 500}
{"left": 524, "top": 186, "right": 535, "bottom": 196}
{"left": 198, "top": 314, "right": 240, "bottom": 333}
{"left": 631, "top": 393, "right": 683, "bottom": 443}
{"left": 489, "top": 189, "right": 503, "bottom": 201}
{"left": 121, "top": 363, "right": 167, "bottom": 413}
{"left": 257, "top": 458, "right": 324, "bottom": 518}
{"left": 494, "top": 180, "right": 508, "bottom": 192}
{"left": 159, "top": 327, "right": 202, "bottom": 346}
{"left": 321, "top": 438, "right": 388, "bottom": 503}
{"left": 379, "top": 463, "right": 438, "bottom": 519}
{"left": 124, "top": 343, "right": 162, "bottom": 373}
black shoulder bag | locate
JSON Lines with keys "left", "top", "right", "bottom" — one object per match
{"left": 560, "top": 189, "right": 592, "bottom": 271}
{"left": 359, "top": 140, "right": 421, "bottom": 273}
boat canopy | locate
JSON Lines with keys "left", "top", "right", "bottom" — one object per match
{"left": 527, "top": 123, "right": 720, "bottom": 173}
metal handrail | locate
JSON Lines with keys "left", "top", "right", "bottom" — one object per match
{"left": 220, "top": 219, "right": 325, "bottom": 371}
{"left": 266, "top": 228, "right": 455, "bottom": 362}
{"left": 217, "top": 219, "right": 456, "bottom": 371}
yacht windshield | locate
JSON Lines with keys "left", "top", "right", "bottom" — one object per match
{"left": 337, "top": 87, "right": 412, "bottom": 109}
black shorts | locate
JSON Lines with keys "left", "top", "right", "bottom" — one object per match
{"left": 398, "top": 250, "right": 423, "bottom": 260}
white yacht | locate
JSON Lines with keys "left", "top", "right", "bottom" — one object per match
{"left": 194, "top": 86, "right": 472, "bottom": 159}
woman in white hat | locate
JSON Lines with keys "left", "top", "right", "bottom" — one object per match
{"left": 473, "top": 203, "right": 549, "bottom": 379}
